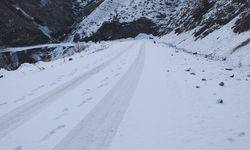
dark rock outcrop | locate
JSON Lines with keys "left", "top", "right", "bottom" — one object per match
{"left": 163, "top": 0, "right": 250, "bottom": 38}
{"left": 0, "top": 1, "right": 50, "bottom": 47}
{"left": 0, "top": 47, "right": 52, "bottom": 70}
{"left": 0, "top": 0, "right": 105, "bottom": 47}
{"left": 0, "top": 45, "right": 80, "bottom": 70}
{"left": 76, "top": 17, "right": 159, "bottom": 42}
{"left": 233, "top": 10, "right": 250, "bottom": 33}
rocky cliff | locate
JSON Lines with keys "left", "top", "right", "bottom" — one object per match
{"left": 0, "top": 0, "right": 105, "bottom": 47}
{"left": 1, "top": 0, "right": 249, "bottom": 47}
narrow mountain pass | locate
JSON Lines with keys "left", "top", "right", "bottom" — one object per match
{"left": 0, "top": 40, "right": 249, "bottom": 150}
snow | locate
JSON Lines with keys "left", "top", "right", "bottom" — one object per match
{"left": 110, "top": 41, "right": 250, "bottom": 150}
{"left": 71, "top": 0, "right": 173, "bottom": 40}
{"left": 0, "top": 40, "right": 250, "bottom": 150}
{"left": 159, "top": 15, "right": 250, "bottom": 68}
{"left": 37, "top": 25, "right": 52, "bottom": 39}
{"left": 15, "top": 6, "right": 34, "bottom": 21}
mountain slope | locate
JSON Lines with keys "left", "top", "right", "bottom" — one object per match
{"left": 0, "top": 0, "right": 250, "bottom": 70}
{"left": 2, "top": 0, "right": 249, "bottom": 47}
{"left": 0, "top": 0, "right": 105, "bottom": 47}
{"left": 72, "top": 0, "right": 250, "bottom": 42}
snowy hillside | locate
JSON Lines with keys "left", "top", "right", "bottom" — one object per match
{"left": 71, "top": 0, "right": 178, "bottom": 38}
{"left": 159, "top": 16, "right": 250, "bottom": 67}
{"left": 0, "top": 40, "right": 250, "bottom": 150}
{"left": 1, "top": 0, "right": 249, "bottom": 47}
{"left": 72, "top": 0, "right": 250, "bottom": 41}
{"left": 1, "top": 0, "right": 250, "bottom": 70}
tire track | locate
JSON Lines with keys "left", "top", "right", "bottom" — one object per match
{"left": 53, "top": 42, "right": 145, "bottom": 150}
{"left": 0, "top": 42, "right": 138, "bottom": 139}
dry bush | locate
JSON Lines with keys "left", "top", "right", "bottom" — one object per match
{"left": 75, "top": 42, "right": 86, "bottom": 53}
{"left": 45, "top": 58, "right": 51, "bottom": 62}
{"left": 33, "top": 63, "right": 45, "bottom": 70}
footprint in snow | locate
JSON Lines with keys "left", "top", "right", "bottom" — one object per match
{"left": 114, "top": 74, "right": 120, "bottom": 77}
{"left": 98, "top": 83, "right": 109, "bottom": 88}
{"left": 14, "top": 96, "right": 26, "bottom": 103}
{"left": 227, "top": 138, "right": 235, "bottom": 142}
{"left": 102, "top": 77, "right": 109, "bottom": 82}
{"left": 82, "top": 89, "right": 90, "bottom": 96}
{"left": 55, "top": 108, "right": 69, "bottom": 120}
{"left": 78, "top": 97, "right": 93, "bottom": 107}
{"left": 83, "top": 64, "right": 89, "bottom": 69}
{"left": 0, "top": 102, "right": 8, "bottom": 106}
{"left": 50, "top": 77, "right": 63, "bottom": 86}
{"left": 62, "top": 108, "right": 69, "bottom": 114}
{"left": 31, "top": 85, "right": 44, "bottom": 92}
{"left": 13, "top": 146, "right": 22, "bottom": 150}
{"left": 69, "top": 68, "right": 78, "bottom": 76}
{"left": 50, "top": 82, "right": 57, "bottom": 86}
{"left": 16, "top": 85, "right": 45, "bottom": 102}
{"left": 39, "top": 125, "right": 65, "bottom": 143}
{"left": 28, "top": 93, "right": 34, "bottom": 96}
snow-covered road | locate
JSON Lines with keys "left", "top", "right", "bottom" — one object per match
{"left": 0, "top": 40, "right": 250, "bottom": 150}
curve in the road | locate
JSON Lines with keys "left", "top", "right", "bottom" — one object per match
{"left": 53, "top": 42, "right": 145, "bottom": 150}
{"left": 0, "top": 42, "right": 138, "bottom": 139}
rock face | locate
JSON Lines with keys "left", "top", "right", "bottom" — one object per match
{"left": 0, "top": 45, "right": 77, "bottom": 70}
{"left": 0, "top": 0, "right": 50, "bottom": 47}
{"left": 77, "top": 17, "right": 159, "bottom": 42}
{"left": 163, "top": 0, "right": 250, "bottom": 38}
{"left": 1, "top": 0, "right": 250, "bottom": 47}
{"left": 0, "top": 0, "right": 105, "bottom": 47}
{"left": 0, "top": 48, "right": 48, "bottom": 70}
{"left": 0, "top": 0, "right": 75, "bottom": 47}
{"left": 233, "top": 10, "right": 250, "bottom": 33}
{"left": 73, "top": 0, "right": 250, "bottom": 42}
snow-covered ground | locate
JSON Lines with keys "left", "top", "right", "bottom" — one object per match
{"left": 159, "top": 16, "right": 250, "bottom": 68}
{"left": 0, "top": 40, "right": 250, "bottom": 150}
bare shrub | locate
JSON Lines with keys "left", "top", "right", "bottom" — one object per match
{"left": 33, "top": 63, "right": 45, "bottom": 70}
{"left": 75, "top": 42, "right": 86, "bottom": 53}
